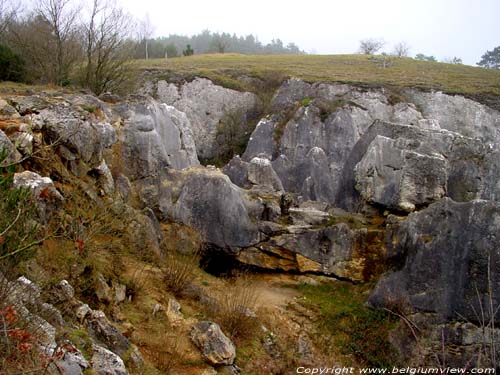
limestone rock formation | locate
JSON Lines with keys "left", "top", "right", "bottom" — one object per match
{"left": 118, "top": 97, "right": 199, "bottom": 181}
{"left": 156, "top": 77, "right": 260, "bottom": 159}
{"left": 368, "top": 198, "right": 500, "bottom": 323}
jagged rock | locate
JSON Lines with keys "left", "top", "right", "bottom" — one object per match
{"left": 86, "top": 310, "right": 131, "bottom": 358}
{"left": 9, "top": 95, "right": 50, "bottom": 115}
{"left": 156, "top": 78, "right": 260, "bottom": 159}
{"left": 95, "top": 274, "right": 113, "bottom": 304}
{"left": 242, "top": 117, "right": 278, "bottom": 161}
{"left": 166, "top": 298, "right": 183, "bottom": 324}
{"left": 191, "top": 321, "right": 236, "bottom": 366}
{"left": 119, "top": 98, "right": 199, "bottom": 181}
{"left": 112, "top": 281, "right": 127, "bottom": 304}
{"left": 288, "top": 207, "right": 331, "bottom": 226}
{"left": 54, "top": 280, "right": 75, "bottom": 302}
{"left": 354, "top": 135, "right": 447, "bottom": 212}
{"left": 368, "top": 198, "right": 500, "bottom": 323}
{"left": 222, "top": 155, "right": 251, "bottom": 187}
{"left": 75, "top": 303, "right": 92, "bottom": 322}
{"left": 271, "top": 77, "right": 314, "bottom": 112}
{"left": 91, "top": 345, "right": 128, "bottom": 375}
{"left": 115, "top": 174, "right": 132, "bottom": 200}
{"left": 0, "top": 98, "right": 19, "bottom": 118}
{"left": 47, "top": 343, "right": 90, "bottom": 375}
{"left": 241, "top": 79, "right": 500, "bottom": 209}
{"left": 0, "top": 129, "right": 21, "bottom": 163}
{"left": 239, "top": 219, "right": 386, "bottom": 282}
{"left": 391, "top": 102, "right": 422, "bottom": 125}
{"left": 93, "top": 160, "right": 115, "bottom": 195}
{"left": 10, "top": 131, "right": 34, "bottom": 155}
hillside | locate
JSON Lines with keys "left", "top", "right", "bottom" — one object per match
{"left": 137, "top": 54, "right": 500, "bottom": 106}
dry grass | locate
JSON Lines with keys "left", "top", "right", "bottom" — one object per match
{"left": 204, "top": 275, "right": 260, "bottom": 341}
{"left": 162, "top": 252, "right": 199, "bottom": 297}
{"left": 135, "top": 54, "right": 500, "bottom": 101}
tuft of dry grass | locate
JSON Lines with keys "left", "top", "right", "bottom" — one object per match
{"left": 162, "top": 252, "right": 199, "bottom": 297}
{"left": 204, "top": 275, "right": 260, "bottom": 341}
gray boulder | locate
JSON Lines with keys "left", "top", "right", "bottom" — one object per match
{"left": 86, "top": 310, "right": 131, "bottom": 358}
{"left": 191, "top": 321, "right": 236, "bottom": 366}
{"left": 156, "top": 78, "right": 260, "bottom": 159}
{"left": 91, "top": 345, "right": 128, "bottom": 375}
{"left": 368, "top": 198, "right": 500, "bottom": 323}
{"left": 163, "top": 167, "right": 259, "bottom": 250}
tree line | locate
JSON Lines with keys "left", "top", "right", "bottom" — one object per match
{"left": 134, "top": 30, "right": 304, "bottom": 59}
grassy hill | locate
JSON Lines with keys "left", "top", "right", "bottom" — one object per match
{"left": 136, "top": 54, "right": 500, "bottom": 107}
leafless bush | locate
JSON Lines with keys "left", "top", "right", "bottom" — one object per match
{"left": 359, "top": 38, "right": 385, "bottom": 55}
{"left": 392, "top": 41, "right": 410, "bottom": 57}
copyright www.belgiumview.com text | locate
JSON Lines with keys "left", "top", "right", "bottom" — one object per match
{"left": 296, "top": 367, "right": 496, "bottom": 374}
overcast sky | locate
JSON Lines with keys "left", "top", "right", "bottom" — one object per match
{"left": 119, "top": 0, "right": 499, "bottom": 65}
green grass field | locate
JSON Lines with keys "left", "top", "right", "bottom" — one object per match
{"left": 136, "top": 54, "right": 500, "bottom": 100}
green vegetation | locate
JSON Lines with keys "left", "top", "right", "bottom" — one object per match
{"left": 0, "top": 44, "right": 26, "bottom": 83}
{"left": 0, "top": 149, "right": 39, "bottom": 270}
{"left": 136, "top": 53, "right": 500, "bottom": 100}
{"left": 298, "top": 281, "right": 398, "bottom": 368}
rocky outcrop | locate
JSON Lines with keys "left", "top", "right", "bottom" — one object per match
{"left": 156, "top": 78, "right": 260, "bottom": 160}
{"left": 404, "top": 89, "right": 500, "bottom": 146}
{"left": 368, "top": 198, "right": 500, "bottom": 323}
{"left": 238, "top": 79, "right": 500, "bottom": 211}
{"left": 338, "top": 120, "right": 499, "bottom": 212}
{"left": 238, "top": 208, "right": 386, "bottom": 282}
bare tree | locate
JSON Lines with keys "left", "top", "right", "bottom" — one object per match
{"left": 0, "top": 0, "right": 20, "bottom": 40}
{"left": 138, "top": 13, "right": 154, "bottom": 60}
{"left": 34, "top": 0, "right": 81, "bottom": 85}
{"left": 211, "top": 33, "right": 231, "bottom": 54}
{"left": 81, "top": 0, "right": 136, "bottom": 94}
{"left": 392, "top": 41, "right": 410, "bottom": 58}
{"left": 358, "top": 38, "right": 385, "bottom": 55}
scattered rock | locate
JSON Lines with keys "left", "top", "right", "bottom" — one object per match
{"left": 191, "top": 321, "right": 236, "bottom": 366}
{"left": 91, "top": 345, "right": 128, "bottom": 375}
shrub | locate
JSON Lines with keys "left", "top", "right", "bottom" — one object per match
{"left": 0, "top": 149, "right": 39, "bottom": 271}
{"left": 182, "top": 44, "right": 194, "bottom": 56}
{"left": 0, "top": 44, "right": 26, "bottom": 82}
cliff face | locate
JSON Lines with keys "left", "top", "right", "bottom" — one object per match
{"left": 1, "top": 76, "right": 500, "bottom": 370}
